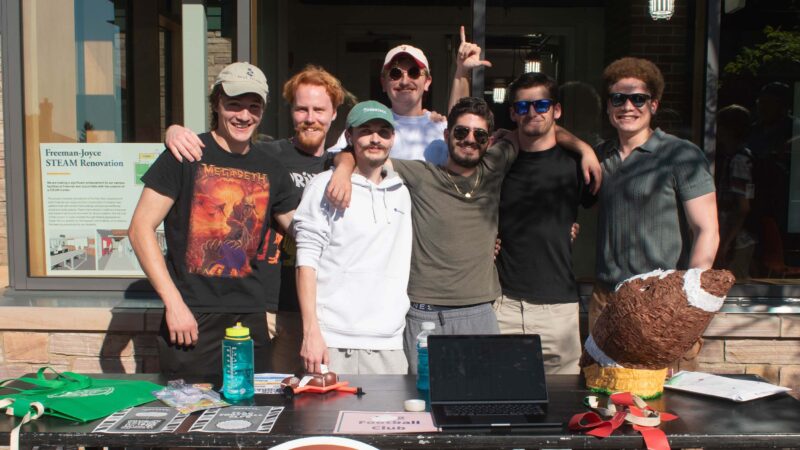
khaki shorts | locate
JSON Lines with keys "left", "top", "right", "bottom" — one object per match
{"left": 493, "top": 295, "right": 581, "bottom": 375}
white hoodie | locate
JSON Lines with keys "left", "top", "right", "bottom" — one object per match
{"left": 293, "top": 168, "right": 412, "bottom": 350}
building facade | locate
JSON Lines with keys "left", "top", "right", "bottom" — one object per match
{"left": 0, "top": 0, "right": 798, "bottom": 391}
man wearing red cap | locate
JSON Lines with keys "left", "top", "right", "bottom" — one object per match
{"left": 328, "top": 27, "right": 491, "bottom": 165}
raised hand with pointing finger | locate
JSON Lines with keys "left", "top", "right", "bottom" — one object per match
{"left": 449, "top": 25, "right": 492, "bottom": 113}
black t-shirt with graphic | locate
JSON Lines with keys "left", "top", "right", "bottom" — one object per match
{"left": 496, "top": 145, "right": 593, "bottom": 302}
{"left": 264, "top": 138, "right": 334, "bottom": 312}
{"left": 141, "top": 133, "right": 298, "bottom": 312}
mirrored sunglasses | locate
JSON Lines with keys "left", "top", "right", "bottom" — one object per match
{"left": 513, "top": 99, "right": 554, "bottom": 115}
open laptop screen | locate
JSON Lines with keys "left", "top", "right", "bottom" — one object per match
{"left": 428, "top": 335, "right": 548, "bottom": 403}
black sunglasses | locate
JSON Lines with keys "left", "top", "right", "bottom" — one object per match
{"left": 513, "top": 99, "right": 554, "bottom": 115}
{"left": 452, "top": 125, "right": 490, "bottom": 145}
{"left": 387, "top": 66, "right": 424, "bottom": 81}
{"left": 609, "top": 92, "right": 652, "bottom": 108}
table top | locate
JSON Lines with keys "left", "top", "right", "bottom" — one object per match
{"left": 2, "top": 374, "right": 799, "bottom": 449}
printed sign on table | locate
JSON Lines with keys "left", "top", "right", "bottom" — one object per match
{"left": 189, "top": 406, "right": 284, "bottom": 433}
{"left": 93, "top": 407, "right": 188, "bottom": 433}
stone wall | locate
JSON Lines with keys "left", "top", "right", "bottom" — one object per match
{"left": 686, "top": 313, "right": 800, "bottom": 392}
{"left": 1, "top": 306, "right": 798, "bottom": 400}
{"left": 0, "top": 307, "right": 161, "bottom": 378}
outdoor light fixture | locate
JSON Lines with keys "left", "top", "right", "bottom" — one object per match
{"left": 649, "top": 0, "right": 675, "bottom": 20}
{"left": 524, "top": 51, "right": 542, "bottom": 73}
{"left": 492, "top": 79, "right": 507, "bottom": 103}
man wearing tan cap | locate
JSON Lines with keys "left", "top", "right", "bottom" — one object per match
{"left": 129, "top": 62, "right": 299, "bottom": 381}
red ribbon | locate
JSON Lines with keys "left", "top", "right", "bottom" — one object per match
{"left": 569, "top": 392, "right": 678, "bottom": 450}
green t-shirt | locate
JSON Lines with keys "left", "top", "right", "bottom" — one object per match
{"left": 595, "top": 128, "right": 715, "bottom": 287}
{"left": 392, "top": 139, "right": 516, "bottom": 306}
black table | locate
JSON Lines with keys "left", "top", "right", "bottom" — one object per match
{"left": 1, "top": 374, "right": 799, "bottom": 449}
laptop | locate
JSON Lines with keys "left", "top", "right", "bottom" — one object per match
{"left": 427, "top": 334, "right": 560, "bottom": 428}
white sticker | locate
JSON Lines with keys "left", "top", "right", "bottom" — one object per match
{"left": 298, "top": 376, "right": 313, "bottom": 387}
{"left": 320, "top": 364, "right": 329, "bottom": 374}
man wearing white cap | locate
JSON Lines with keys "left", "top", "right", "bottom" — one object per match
{"left": 294, "top": 101, "right": 413, "bottom": 375}
{"left": 328, "top": 27, "right": 491, "bottom": 166}
{"left": 129, "top": 62, "right": 299, "bottom": 381}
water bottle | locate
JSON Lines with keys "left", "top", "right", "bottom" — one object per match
{"left": 222, "top": 322, "right": 254, "bottom": 401}
{"left": 416, "top": 321, "right": 436, "bottom": 391}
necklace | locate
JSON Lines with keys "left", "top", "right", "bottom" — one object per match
{"left": 444, "top": 168, "right": 481, "bottom": 198}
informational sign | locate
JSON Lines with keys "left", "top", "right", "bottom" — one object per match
{"left": 40, "top": 143, "right": 164, "bottom": 276}
{"left": 333, "top": 411, "right": 439, "bottom": 434}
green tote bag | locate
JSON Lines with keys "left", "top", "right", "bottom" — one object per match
{"left": 0, "top": 367, "right": 163, "bottom": 423}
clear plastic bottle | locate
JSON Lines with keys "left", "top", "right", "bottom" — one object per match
{"left": 221, "top": 322, "right": 254, "bottom": 401}
{"left": 416, "top": 321, "right": 436, "bottom": 391}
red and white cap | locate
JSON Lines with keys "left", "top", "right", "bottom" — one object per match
{"left": 383, "top": 44, "right": 429, "bottom": 71}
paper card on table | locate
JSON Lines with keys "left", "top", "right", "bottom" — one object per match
{"left": 189, "top": 406, "right": 284, "bottom": 433}
{"left": 333, "top": 411, "right": 439, "bottom": 434}
{"left": 255, "top": 373, "right": 294, "bottom": 394}
{"left": 665, "top": 371, "right": 791, "bottom": 402}
{"left": 93, "top": 407, "right": 189, "bottom": 433}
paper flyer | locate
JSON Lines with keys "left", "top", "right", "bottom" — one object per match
{"left": 255, "top": 373, "right": 294, "bottom": 394}
{"left": 665, "top": 371, "right": 792, "bottom": 402}
{"left": 93, "top": 407, "right": 188, "bottom": 433}
{"left": 189, "top": 406, "right": 284, "bottom": 433}
{"left": 333, "top": 411, "right": 439, "bottom": 434}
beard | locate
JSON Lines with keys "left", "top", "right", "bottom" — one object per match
{"left": 294, "top": 122, "right": 326, "bottom": 153}
{"left": 448, "top": 141, "right": 485, "bottom": 168}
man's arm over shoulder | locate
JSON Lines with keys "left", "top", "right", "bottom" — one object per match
{"left": 483, "top": 138, "right": 518, "bottom": 174}
{"left": 390, "top": 158, "right": 428, "bottom": 188}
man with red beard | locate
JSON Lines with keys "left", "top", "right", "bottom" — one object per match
{"left": 164, "top": 65, "right": 350, "bottom": 373}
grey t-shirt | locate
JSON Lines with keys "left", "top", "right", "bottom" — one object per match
{"left": 595, "top": 128, "right": 715, "bottom": 287}
{"left": 392, "top": 139, "right": 517, "bottom": 306}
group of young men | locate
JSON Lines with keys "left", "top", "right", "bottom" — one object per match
{"left": 129, "top": 29, "right": 719, "bottom": 380}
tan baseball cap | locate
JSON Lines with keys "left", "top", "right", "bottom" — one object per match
{"left": 214, "top": 62, "right": 269, "bottom": 104}
{"left": 383, "top": 45, "right": 429, "bottom": 71}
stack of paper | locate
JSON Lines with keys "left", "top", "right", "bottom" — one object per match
{"left": 665, "top": 371, "right": 791, "bottom": 401}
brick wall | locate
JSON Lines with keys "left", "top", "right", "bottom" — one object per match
{"left": 604, "top": 0, "right": 692, "bottom": 137}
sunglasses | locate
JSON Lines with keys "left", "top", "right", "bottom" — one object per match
{"left": 452, "top": 125, "right": 490, "bottom": 145}
{"left": 387, "top": 66, "right": 425, "bottom": 81}
{"left": 513, "top": 99, "right": 554, "bottom": 115}
{"left": 609, "top": 92, "right": 652, "bottom": 108}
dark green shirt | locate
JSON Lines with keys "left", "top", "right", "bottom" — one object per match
{"left": 392, "top": 139, "right": 517, "bottom": 306}
{"left": 595, "top": 128, "right": 715, "bottom": 287}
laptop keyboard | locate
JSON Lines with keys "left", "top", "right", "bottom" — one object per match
{"left": 443, "top": 403, "right": 545, "bottom": 416}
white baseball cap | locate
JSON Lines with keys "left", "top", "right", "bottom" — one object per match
{"left": 214, "top": 62, "right": 269, "bottom": 104}
{"left": 383, "top": 45, "right": 429, "bottom": 71}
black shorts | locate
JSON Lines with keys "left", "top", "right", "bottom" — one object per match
{"left": 157, "top": 312, "right": 270, "bottom": 384}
